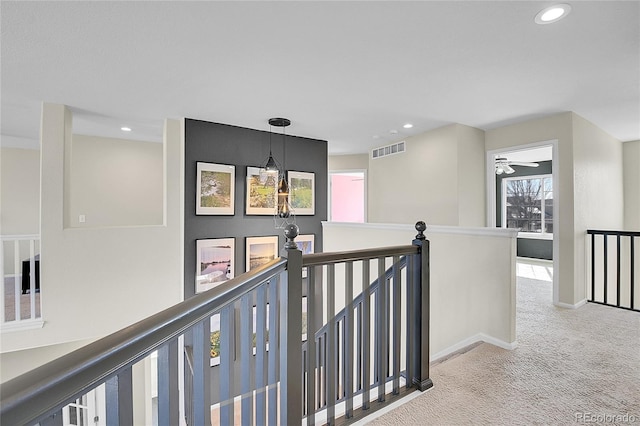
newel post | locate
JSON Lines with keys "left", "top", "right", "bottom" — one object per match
{"left": 412, "top": 221, "right": 434, "bottom": 391}
{"left": 280, "top": 224, "right": 303, "bottom": 424}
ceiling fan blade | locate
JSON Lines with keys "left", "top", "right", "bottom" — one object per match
{"left": 508, "top": 161, "right": 539, "bottom": 167}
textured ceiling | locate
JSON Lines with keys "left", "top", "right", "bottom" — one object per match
{"left": 1, "top": 1, "right": 638, "bottom": 155}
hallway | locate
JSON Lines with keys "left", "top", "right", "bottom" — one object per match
{"left": 366, "top": 260, "right": 640, "bottom": 425}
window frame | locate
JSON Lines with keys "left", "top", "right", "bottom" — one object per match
{"left": 501, "top": 173, "right": 553, "bottom": 240}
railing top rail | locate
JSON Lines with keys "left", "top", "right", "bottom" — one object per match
{"left": 587, "top": 229, "right": 640, "bottom": 237}
{"left": 1, "top": 234, "right": 41, "bottom": 241}
{"left": 0, "top": 257, "right": 287, "bottom": 426}
{"left": 302, "top": 244, "right": 419, "bottom": 267}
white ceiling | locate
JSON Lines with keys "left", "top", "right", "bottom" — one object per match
{"left": 2, "top": 1, "right": 638, "bottom": 155}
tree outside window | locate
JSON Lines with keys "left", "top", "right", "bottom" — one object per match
{"left": 503, "top": 175, "right": 553, "bottom": 235}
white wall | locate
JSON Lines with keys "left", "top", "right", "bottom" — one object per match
{"left": 486, "top": 112, "right": 577, "bottom": 305}
{"left": 328, "top": 154, "right": 368, "bottom": 171}
{"left": 623, "top": 140, "right": 640, "bottom": 230}
{"left": 367, "top": 124, "right": 485, "bottom": 227}
{"left": 322, "top": 221, "right": 517, "bottom": 360}
{"left": 0, "top": 104, "right": 184, "bottom": 359}
{"left": 572, "top": 114, "right": 624, "bottom": 303}
{"left": 69, "top": 135, "right": 163, "bottom": 228}
{"left": 1, "top": 147, "right": 40, "bottom": 235}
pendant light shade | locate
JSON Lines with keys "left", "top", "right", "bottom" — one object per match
{"left": 268, "top": 117, "right": 295, "bottom": 226}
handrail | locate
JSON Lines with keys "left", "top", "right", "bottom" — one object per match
{"left": 303, "top": 245, "right": 418, "bottom": 267}
{"left": 0, "top": 258, "right": 287, "bottom": 426}
{"left": 587, "top": 229, "right": 640, "bottom": 237}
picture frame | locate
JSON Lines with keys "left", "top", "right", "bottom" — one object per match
{"left": 288, "top": 171, "right": 315, "bottom": 215}
{"left": 210, "top": 313, "right": 221, "bottom": 366}
{"left": 245, "top": 166, "right": 277, "bottom": 215}
{"left": 246, "top": 236, "right": 279, "bottom": 272}
{"left": 196, "top": 238, "right": 235, "bottom": 293}
{"left": 295, "top": 234, "right": 315, "bottom": 278}
{"left": 196, "top": 162, "right": 235, "bottom": 215}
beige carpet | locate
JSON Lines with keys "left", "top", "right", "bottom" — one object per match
{"left": 368, "top": 275, "right": 640, "bottom": 425}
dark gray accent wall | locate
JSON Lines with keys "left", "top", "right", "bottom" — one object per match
{"left": 496, "top": 160, "right": 553, "bottom": 260}
{"left": 184, "top": 119, "right": 328, "bottom": 299}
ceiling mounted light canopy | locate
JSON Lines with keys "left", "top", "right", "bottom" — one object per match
{"left": 535, "top": 4, "right": 572, "bottom": 24}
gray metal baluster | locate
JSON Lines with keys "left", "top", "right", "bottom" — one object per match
{"left": 362, "top": 259, "right": 371, "bottom": 409}
{"left": 192, "top": 319, "right": 211, "bottom": 426}
{"left": 405, "top": 253, "right": 415, "bottom": 389}
{"left": 220, "top": 304, "right": 234, "bottom": 425}
{"left": 306, "top": 265, "right": 317, "bottom": 425}
{"left": 392, "top": 255, "right": 401, "bottom": 394}
{"left": 157, "top": 338, "right": 179, "bottom": 426}
{"left": 267, "top": 277, "right": 279, "bottom": 426}
{"left": 345, "top": 261, "right": 354, "bottom": 417}
{"left": 255, "top": 285, "right": 267, "bottom": 424}
{"left": 105, "top": 367, "right": 133, "bottom": 426}
{"left": 376, "top": 256, "right": 387, "bottom": 402}
{"left": 240, "top": 292, "right": 254, "bottom": 424}
{"left": 326, "top": 263, "right": 336, "bottom": 423}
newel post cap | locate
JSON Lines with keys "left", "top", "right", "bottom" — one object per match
{"left": 283, "top": 224, "right": 300, "bottom": 250}
{"left": 415, "top": 221, "right": 427, "bottom": 240}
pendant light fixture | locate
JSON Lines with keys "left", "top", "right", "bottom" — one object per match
{"left": 262, "top": 121, "right": 281, "bottom": 176}
{"left": 268, "top": 117, "right": 296, "bottom": 228}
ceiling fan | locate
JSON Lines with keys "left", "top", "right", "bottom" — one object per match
{"left": 495, "top": 157, "right": 539, "bottom": 175}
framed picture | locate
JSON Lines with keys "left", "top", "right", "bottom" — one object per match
{"left": 288, "top": 171, "right": 315, "bottom": 215}
{"left": 245, "top": 166, "right": 277, "bottom": 215}
{"left": 246, "top": 236, "right": 279, "bottom": 271}
{"left": 196, "top": 238, "right": 235, "bottom": 293}
{"left": 196, "top": 162, "right": 235, "bottom": 215}
{"left": 296, "top": 234, "right": 314, "bottom": 278}
{"left": 295, "top": 234, "right": 315, "bottom": 255}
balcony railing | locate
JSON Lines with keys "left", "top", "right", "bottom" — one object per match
{"left": 587, "top": 229, "right": 639, "bottom": 312}
{"left": 0, "top": 222, "right": 431, "bottom": 425}
{"left": 1, "top": 235, "right": 42, "bottom": 328}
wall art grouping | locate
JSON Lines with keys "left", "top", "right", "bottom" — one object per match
{"left": 195, "top": 233, "right": 315, "bottom": 293}
{"left": 196, "top": 162, "right": 315, "bottom": 217}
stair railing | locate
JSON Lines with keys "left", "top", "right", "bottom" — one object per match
{"left": 0, "top": 221, "right": 432, "bottom": 425}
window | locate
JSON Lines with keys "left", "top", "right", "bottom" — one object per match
{"left": 502, "top": 175, "right": 553, "bottom": 237}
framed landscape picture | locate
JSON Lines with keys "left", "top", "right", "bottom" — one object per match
{"left": 196, "top": 162, "right": 235, "bottom": 215}
{"left": 246, "top": 236, "right": 279, "bottom": 272}
{"left": 196, "top": 238, "right": 235, "bottom": 293}
{"left": 246, "top": 166, "right": 277, "bottom": 215}
{"left": 288, "top": 171, "right": 315, "bottom": 215}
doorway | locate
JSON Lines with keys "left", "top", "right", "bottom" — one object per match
{"left": 486, "top": 140, "right": 559, "bottom": 304}
{"left": 329, "top": 170, "right": 366, "bottom": 223}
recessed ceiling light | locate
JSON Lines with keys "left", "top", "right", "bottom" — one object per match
{"left": 535, "top": 4, "right": 571, "bottom": 24}
{"left": 403, "top": 123, "right": 413, "bottom": 129}
{"left": 121, "top": 126, "right": 132, "bottom": 132}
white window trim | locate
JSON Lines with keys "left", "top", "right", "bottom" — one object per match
{"left": 501, "top": 173, "right": 553, "bottom": 239}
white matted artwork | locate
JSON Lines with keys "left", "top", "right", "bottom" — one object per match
{"left": 246, "top": 166, "right": 278, "bottom": 215}
{"left": 288, "top": 171, "right": 315, "bottom": 215}
{"left": 296, "top": 234, "right": 314, "bottom": 278}
{"left": 196, "top": 238, "right": 234, "bottom": 293}
{"left": 246, "top": 236, "right": 279, "bottom": 272}
{"left": 196, "top": 162, "right": 235, "bottom": 215}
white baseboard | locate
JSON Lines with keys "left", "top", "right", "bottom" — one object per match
{"left": 555, "top": 299, "right": 587, "bottom": 309}
{"left": 431, "top": 333, "right": 517, "bottom": 362}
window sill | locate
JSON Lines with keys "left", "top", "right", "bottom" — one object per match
{"left": 517, "top": 232, "right": 553, "bottom": 241}
{"left": 1, "top": 318, "right": 45, "bottom": 333}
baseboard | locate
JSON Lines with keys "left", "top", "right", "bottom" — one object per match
{"left": 555, "top": 299, "right": 587, "bottom": 309}
{"left": 431, "top": 333, "right": 517, "bottom": 362}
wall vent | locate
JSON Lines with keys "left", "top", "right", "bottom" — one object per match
{"left": 371, "top": 141, "right": 406, "bottom": 159}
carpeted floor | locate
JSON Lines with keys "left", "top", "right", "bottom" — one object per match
{"left": 367, "top": 270, "right": 640, "bottom": 425}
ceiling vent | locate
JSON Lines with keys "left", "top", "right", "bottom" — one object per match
{"left": 372, "top": 141, "right": 405, "bottom": 159}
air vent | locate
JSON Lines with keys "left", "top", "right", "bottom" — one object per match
{"left": 372, "top": 141, "right": 405, "bottom": 159}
